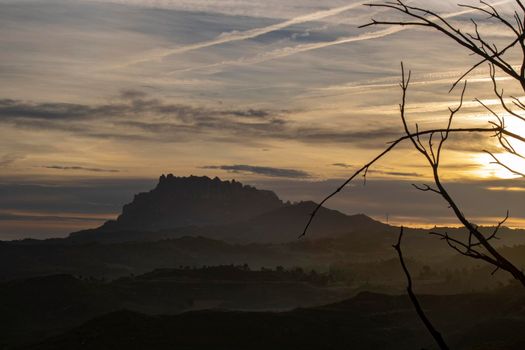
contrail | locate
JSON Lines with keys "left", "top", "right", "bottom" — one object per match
{"left": 168, "top": 0, "right": 512, "bottom": 74}
{"left": 168, "top": 26, "right": 405, "bottom": 75}
{"left": 117, "top": 1, "right": 367, "bottom": 68}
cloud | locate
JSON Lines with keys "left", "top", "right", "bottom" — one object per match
{"left": 42, "top": 165, "right": 120, "bottom": 173}
{"left": 0, "top": 176, "right": 156, "bottom": 213}
{"left": 169, "top": 1, "right": 511, "bottom": 74}
{"left": 0, "top": 94, "right": 406, "bottom": 148}
{"left": 332, "top": 163, "right": 352, "bottom": 168}
{"left": 0, "top": 94, "right": 279, "bottom": 123}
{"left": 168, "top": 26, "right": 406, "bottom": 74}
{"left": 253, "top": 176, "right": 525, "bottom": 228}
{"left": 486, "top": 186, "right": 525, "bottom": 192}
{"left": 441, "top": 132, "right": 501, "bottom": 153}
{"left": 0, "top": 93, "right": 289, "bottom": 144}
{"left": 0, "top": 210, "right": 112, "bottom": 223}
{"left": 0, "top": 154, "right": 23, "bottom": 167}
{"left": 312, "top": 74, "right": 513, "bottom": 96}
{"left": 119, "top": 89, "right": 148, "bottom": 100}
{"left": 201, "top": 164, "right": 310, "bottom": 178}
{"left": 118, "top": 1, "right": 367, "bottom": 67}
{"left": 0, "top": 98, "right": 127, "bottom": 121}
{"left": 368, "top": 169, "right": 423, "bottom": 177}
{"left": 84, "top": 0, "right": 368, "bottom": 18}
{"left": 229, "top": 109, "right": 272, "bottom": 118}
{"left": 294, "top": 127, "right": 401, "bottom": 145}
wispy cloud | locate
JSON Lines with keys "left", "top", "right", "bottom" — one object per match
{"left": 368, "top": 169, "right": 423, "bottom": 177}
{"left": 169, "top": 26, "right": 405, "bottom": 74}
{"left": 170, "top": 1, "right": 511, "bottom": 74}
{"left": 201, "top": 164, "right": 310, "bottom": 178}
{"left": 117, "top": 1, "right": 367, "bottom": 68}
{"left": 312, "top": 75, "right": 513, "bottom": 96}
{"left": 0, "top": 94, "right": 280, "bottom": 123}
{"left": 0, "top": 94, "right": 409, "bottom": 147}
{"left": 0, "top": 154, "right": 23, "bottom": 167}
{"left": 486, "top": 186, "right": 525, "bottom": 192}
{"left": 42, "top": 165, "right": 121, "bottom": 173}
{"left": 0, "top": 209, "right": 113, "bottom": 223}
{"left": 332, "top": 163, "right": 352, "bottom": 168}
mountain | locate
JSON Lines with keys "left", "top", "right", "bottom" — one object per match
{"left": 226, "top": 201, "right": 391, "bottom": 243}
{"left": 67, "top": 175, "right": 525, "bottom": 246}
{"left": 100, "top": 174, "right": 283, "bottom": 231}
{"left": 69, "top": 175, "right": 388, "bottom": 244}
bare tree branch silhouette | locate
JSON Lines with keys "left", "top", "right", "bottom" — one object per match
{"left": 301, "top": 1, "right": 525, "bottom": 348}
{"left": 394, "top": 227, "right": 449, "bottom": 350}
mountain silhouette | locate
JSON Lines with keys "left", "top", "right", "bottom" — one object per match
{"left": 69, "top": 175, "right": 387, "bottom": 244}
{"left": 226, "top": 200, "right": 390, "bottom": 243}
{"left": 100, "top": 174, "right": 283, "bottom": 231}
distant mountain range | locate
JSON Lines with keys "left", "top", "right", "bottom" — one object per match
{"left": 70, "top": 175, "right": 390, "bottom": 244}
{"left": 2, "top": 174, "right": 524, "bottom": 282}
{"left": 4, "top": 175, "right": 525, "bottom": 350}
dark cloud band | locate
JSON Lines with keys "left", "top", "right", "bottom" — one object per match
{"left": 201, "top": 164, "right": 310, "bottom": 178}
{"left": 42, "top": 165, "right": 120, "bottom": 173}
{"left": 0, "top": 94, "right": 404, "bottom": 148}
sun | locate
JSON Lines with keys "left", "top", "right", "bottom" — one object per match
{"left": 475, "top": 117, "right": 525, "bottom": 179}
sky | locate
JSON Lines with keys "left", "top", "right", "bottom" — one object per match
{"left": 0, "top": 0, "right": 524, "bottom": 239}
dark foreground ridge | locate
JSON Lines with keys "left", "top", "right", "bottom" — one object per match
{"left": 0, "top": 268, "right": 350, "bottom": 348}
{"left": 21, "top": 286, "right": 525, "bottom": 350}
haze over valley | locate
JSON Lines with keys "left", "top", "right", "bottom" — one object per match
{"left": 2, "top": 0, "right": 525, "bottom": 349}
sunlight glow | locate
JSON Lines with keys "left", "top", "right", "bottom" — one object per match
{"left": 474, "top": 114, "right": 525, "bottom": 179}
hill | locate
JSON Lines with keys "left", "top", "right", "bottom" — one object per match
{"left": 68, "top": 175, "right": 389, "bottom": 244}
{"left": 21, "top": 287, "right": 525, "bottom": 350}
{"left": 0, "top": 269, "right": 351, "bottom": 348}
{"left": 230, "top": 201, "right": 390, "bottom": 243}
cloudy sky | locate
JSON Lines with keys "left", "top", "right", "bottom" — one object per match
{"left": 1, "top": 0, "right": 524, "bottom": 239}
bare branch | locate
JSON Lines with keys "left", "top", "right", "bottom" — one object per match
{"left": 299, "top": 125, "right": 525, "bottom": 238}
{"left": 484, "top": 150, "right": 525, "bottom": 177}
{"left": 361, "top": 1, "right": 525, "bottom": 89}
{"left": 412, "top": 183, "right": 441, "bottom": 194}
{"left": 394, "top": 227, "right": 450, "bottom": 350}
{"left": 488, "top": 64, "right": 525, "bottom": 119}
